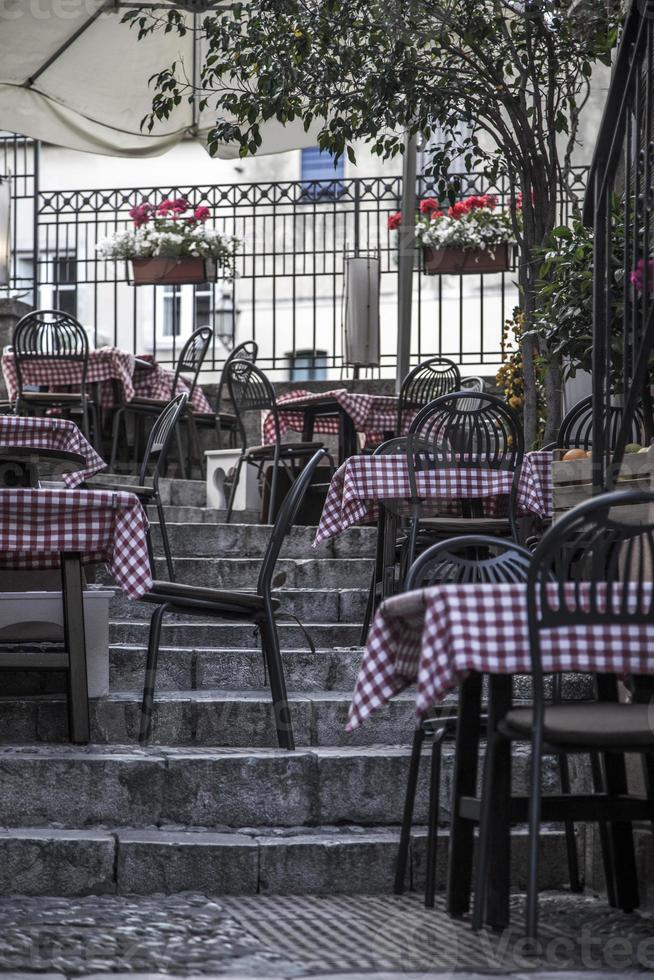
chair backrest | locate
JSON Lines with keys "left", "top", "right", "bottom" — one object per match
{"left": 408, "top": 390, "right": 524, "bottom": 471}
{"left": 458, "top": 376, "right": 485, "bottom": 413}
{"left": 171, "top": 327, "right": 213, "bottom": 401}
{"left": 139, "top": 392, "right": 189, "bottom": 486}
{"left": 557, "top": 394, "right": 645, "bottom": 451}
{"left": 225, "top": 359, "right": 277, "bottom": 449}
{"left": 406, "top": 534, "right": 533, "bottom": 590}
{"left": 397, "top": 356, "right": 462, "bottom": 433}
{"left": 13, "top": 310, "right": 89, "bottom": 396}
{"left": 258, "top": 448, "right": 328, "bottom": 597}
{"left": 215, "top": 340, "right": 258, "bottom": 412}
{"left": 527, "top": 488, "right": 654, "bottom": 709}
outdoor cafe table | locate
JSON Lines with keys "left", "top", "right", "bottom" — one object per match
{"left": 262, "top": 388, "right": 402, "bottom": 463}
{"left": 350, "top": 580, "right": 654, "bottom": 927}
{"left": 314, "top": 450, "right": 553, "bottom": 546}
{"left": 1, "top": 346, "right": 212, "bottom": 415}
{"left": 0, "top": 415, "right": 106, "bottom": 487}
{"left": 0, "top": 487, "right": 153, "bottom": 743}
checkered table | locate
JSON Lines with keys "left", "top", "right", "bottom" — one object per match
{"left": 262, "top": 389, "right": 403, "bottom": 447}
{"left": 0, "top": 416, "right": 106, "bottom": 488}
{"left": 2, "top": 348, "right": 211, "bottom": 415}
{"left": 348, "top": 581, "right": 654, "bottom": 730}
{"left": 314, "top": 451, "right": 553, "bottom": 546}
{"left": 0, "top": 487, "right": 153, "bottom": 598}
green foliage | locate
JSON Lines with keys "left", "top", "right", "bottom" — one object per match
{"left": 533, "top": 207, "right": 625, "bottom": 382}
{"left": 125, "top": 0, "right": 621, "bottom": 209}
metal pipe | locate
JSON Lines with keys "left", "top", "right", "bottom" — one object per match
{"left": 396, "top": 131, "right": 417, "bottom": 393}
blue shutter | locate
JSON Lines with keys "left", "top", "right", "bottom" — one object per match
{"left": 301, "top": 148, "right": 344, "bottom": 199}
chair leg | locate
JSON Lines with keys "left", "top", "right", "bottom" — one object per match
{"left": 591, "top": 751, "right": 617, "bottom": 908}
{"left": 226, "top": 455, "right": 245, "bottom": 524}
{"left": 258, "top": 610, "right": 294, "bottom": 751}
{"left": 155, "top": 492, "right": 175, "bottom": 581}
{"left": 394, "top": 725, "right": 425, "bottom": 895}
{"left": 175, "top": 427, "right": 187, "bottom": 480}
{"left": 558, "top": 754, "right": 582, "bottom": 893}
{"left": 110, "top": 407, "right": 126, "bottom": 472}
{"left": 267, "top": 447, "right": 281, "bottom": 524}
{"left": 425, "top": 727, "right": 446, "bottom": 908}
{"left": 525, "top": 732, "right": 544, "bottom": 940}
{"left": 360, "top": 564, "right": 378, "bottom": 646}
{"left": 139, "top": 602, "right": 168, "bottom": 745}
{"left": 187, "top": 413, "right": 203, "bottom": 480}
{"left": 472, "top": 731, "right": 498, "bottom": 931}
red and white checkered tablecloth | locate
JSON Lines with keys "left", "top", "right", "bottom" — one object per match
{"left": 0, "top": 416, "right": 106, "bottom": 488}
{"left": 2, "top": 348, "right": 211, "bottom": 415}
{"left": 348, "top": 581, "right": 654, "bottom": 730}
{"left": 0, "top": 487, "right": 152, "bottom": 598}
{"left": 314, "top": 451, "right": 553, "bottom": 546}
{"left": 262, "top": 389, "right": 403, "bottom": 447}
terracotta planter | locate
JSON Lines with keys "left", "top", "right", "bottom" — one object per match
{"left": 422, "top": 243, "right": 510, "bottom": 276}
{"left": 129, "top": 256, "right": 217, "bottom": 285}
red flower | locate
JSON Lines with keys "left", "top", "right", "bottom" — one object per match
{"left": 157, "top": 197, "right": 190, "bottom": 217}
{"left": 387, "top": 211, "right": 403, "bottom": 230}
{"left": 515, "top": 189, "right": 534, "bottom": 210}
{"left": 129, "top": 203, "right": 151, "bottom": 227}
{"left": 172, "top": 197, "right": 190, "bottom": 213}
{"left": 193, "top": 205, "right": 210, "bottom": 223}
{"left": 419, "top": 197, "right": 440, "bottom": 216}
{"left": 448, "top": 201, "right": 470, "bottom": 219}
{"left": 157, "top": 199, "right": 174, "bottom": 216}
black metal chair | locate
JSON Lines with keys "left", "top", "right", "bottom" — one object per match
{"left": 13, "top": 309, "right": 99, "bottom": 444}
{"left": 396, "top": 356, "right": 462, "bottom": 435}
{"left": 93, "top": 393, "right": 188, "bottom": 581}
{"left": 547, "top": 394, "right": 645, "bottom": 451}
{"left": 394, "top": 535, "right": 586, "bottom": 908}
{"left": 474, "top": 488, "right": 654, "bottom": 939}
{"left": 138, "top": 447, "right": 328, "bottom": 750}
{"left": 110, "top": 326, "right": 213, "bottom": 478}
{"left": 404, "top": 391, "right": 525, "bottom": 568}
{"left": 208, "top": 340, "right": 259, "bottom": 449}
{"left": 225, "top": 359, "right": 326, "bottom": 524}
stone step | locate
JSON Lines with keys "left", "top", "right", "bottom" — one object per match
{"left": 91, "top": 473, "right": 207, "bottom": 509}
{"left": 0, "top": 743, "right": 545, "bottom": 831}
{"left": 0, "top": 647, "right": 364, "bottom": 697}
{"left": 0, "top": 823, "right": 570, "bottom": 897}
{"left": 132, "top": 557, "right": 374, "bottom": 591}
{"left": 153, "top": 505, "right": 261, "bottom": 524}
{"left": 106, "top": 588, "right": 369, "bottom": 624}
{"left": 108, "top": 620, "right": 363, "bottom": 650}
{"left": 150, "top": 522, "right": 375, "bottom": 559}
{"left": 0, "top": 690, "right": 422, "bottom": 747}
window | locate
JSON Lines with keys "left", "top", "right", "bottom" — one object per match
{"left": 161, "top": 284, "right": 182, "bottom": 337}
{"left": 289, "top": 349, "right": 328, "bottom": 381}
{"left": 301, "top": 147, "right": 344, "bottom": 200}
{"left": 194, "top": 282, "right": 213, "bottom": 328}
{"left": 53, "top": 255, "right": 77, "bottom": 316}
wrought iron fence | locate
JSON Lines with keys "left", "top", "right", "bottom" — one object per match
{"left": 1, "top": 134, "right": 588, "bottom": 381}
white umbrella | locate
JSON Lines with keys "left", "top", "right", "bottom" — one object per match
{"left": 0, "top": 0, "right": 320, "bottom": 157}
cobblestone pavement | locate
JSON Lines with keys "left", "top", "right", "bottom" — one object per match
{"left": 0, "top": 891, "right": 651, "bottom": 978}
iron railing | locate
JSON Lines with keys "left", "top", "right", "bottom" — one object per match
{"left": 1, "top": 134, "right": 588, "bottom": 380}
{"left": 585, "top": 0, "right": 654, "bottom": 487}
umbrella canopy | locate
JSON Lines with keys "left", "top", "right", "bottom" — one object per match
{"left": 0, "top": 0, "right": 319, "bottom": 157}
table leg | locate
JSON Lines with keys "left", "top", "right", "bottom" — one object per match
{"left": 61, "top": 552, "right": 90, "bottom": 745}
{"left": 302, "top": 407, "right": 315, "bottom": 444}
{"left": 381, "top": 506, "right": 398, "bottom": 600}
{"left": 446, "top": 672, "right": 483, "bottom": 917}
{"left": 483, "top": 675, "right": 513, "bottom": 929}
{"left": 338, "top": 410, "right": 358, "bottom": 462}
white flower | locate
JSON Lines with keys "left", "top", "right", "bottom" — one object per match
{"left": 96, "top": 217, "right": 239, "bottom": 274}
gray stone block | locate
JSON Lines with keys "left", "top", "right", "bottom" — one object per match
{"left": 0, "top": 828, "right": 115, "bottom": 895}
{"left": 192, "top": 693, "right": 314, "bottom": 748}
{"left": 162, "top": 750, "right": 317, "bottom": 827}
{"left": 116, "top": 830, "right": 258, "bottom": 894}
{"left": 0, "top": 698, "right": 38, "bottom": 742}
{"left": 257, "top": 830, "right": 399, "bottom": 894}
{"left": 310, "top": 694, "right": 417, "bottom": 747}
{"left": 0, "top": 750, "right": 166, "bottom": 826}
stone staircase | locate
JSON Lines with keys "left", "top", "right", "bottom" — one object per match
{"left": 0, "top": 476, "right": 571, "bottom": 897}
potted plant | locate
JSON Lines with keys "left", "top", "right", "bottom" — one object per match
{"left": 388, "top": 195, "right": 513, "bottom": 275}
{"left": 96, "top": 198, "right": 239, "bottom": 285}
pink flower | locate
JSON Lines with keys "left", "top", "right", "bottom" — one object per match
{"left": 387, "top": 211, "right": 403, "bottom": 230}
{"left": 630, "top": 257, "right": 654, "bottom": 293}
{"left": 193, "top": 205, "right": 210, "bottom": 223}
{"left": 129, "top": 203, "right": 151, "bottom": 227}
{"left": 419, "top": 197, "right": 440, "bottom": 216}
{"left": 157, "top": 199, "right": 174, "bottom": 216}
{"left": 172, "top": 197, "right": 190, "bottom": 213}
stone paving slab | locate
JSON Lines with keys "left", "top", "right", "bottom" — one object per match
{"left": 0, "top": 893, "right": 651, "bottom": 977}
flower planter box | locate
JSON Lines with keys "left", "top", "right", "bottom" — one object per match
{"left": 552, "top": 446, "right": 654, "bottom": 524}
{"left": 129, "top": 256, "right": 217, "bottom": 286}
{"left": 422, "top": 243, "right": 510, "bottom": 276}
